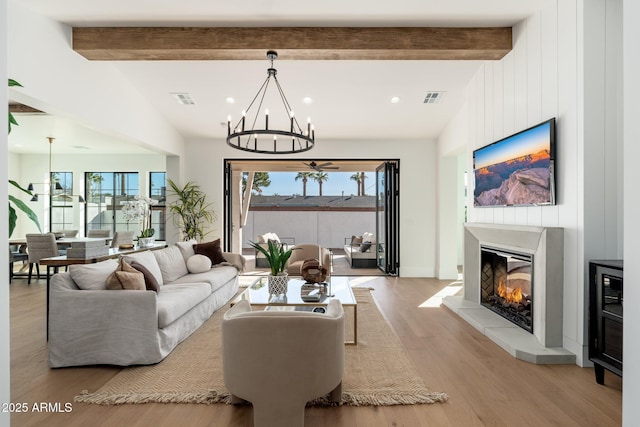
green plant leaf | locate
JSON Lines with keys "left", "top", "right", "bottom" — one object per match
{"left": 9, "top": 204, "right": 17, "bottom": 237}
{"left": 8, "top": 79, "right": 23, "bottom": 88}
{"left": 9, "top": 195, "right": 42, "bottom": 233}
{"left": 9, "top": 179, "right": 32, "bottom": 195}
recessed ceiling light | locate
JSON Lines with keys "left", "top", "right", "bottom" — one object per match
{"left": 226, "top": 97, "right": 235, "bottom": 104}
{"left": 302, "top": 97, "right": 313, "bottom": 104}
{"left": 171, "top": 92, "right": 195, "bottom": 105}
{"left": 390, "top": 96, "right": 400, "bottom": 104}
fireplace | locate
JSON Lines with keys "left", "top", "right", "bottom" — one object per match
{"left": 444, "top": 224, "right": 572, "bottom": 363}
{"left": 480, "top": 246, "right": 533, "bottom": 333}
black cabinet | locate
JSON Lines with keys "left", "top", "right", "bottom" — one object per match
{"left": 589, "top": 260, "right": 623, "bottom": 385}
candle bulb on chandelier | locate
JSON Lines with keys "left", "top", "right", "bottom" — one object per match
{"left": 265, "top": 109, "right": 269, "bottom": 130}
{"left": 227, "top": 115, "right": 231, "bottom": 135}
{"left": 253, "top": 134, "right": 258, "bottom": 150}
{"left": 290, "top": 111, "right": 295, "bottom": 133}
{"left": 241, "top": 110, "right": 246, "bottom": 132}
{"left": 273, "top": 134, "right": 277, "bottom": 152}
{"left": 311, "top": 124, "right": 315, "bottom": 141}
{"left": 307, "top": 117, "right": 311, "bottom": 135}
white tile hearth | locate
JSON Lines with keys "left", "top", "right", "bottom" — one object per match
{"left": 443, "top": 296, "right": 575, "bottom": 364}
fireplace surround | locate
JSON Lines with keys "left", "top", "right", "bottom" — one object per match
{"left": 443, "top": 223, "right": 575, "bottom": 364}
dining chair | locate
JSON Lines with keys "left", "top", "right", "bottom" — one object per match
{"left": 56, "top": 229, "right": 79, "bottom": 238}
{"left": 9, "top": 244, "right": 28, "bottom": 283}
{"left": 110, "top": 231, "right": 135, "bottom": 248}
{"left": 87, "top": 229, "right": 111, "bottom": 238}
{"left": 25, "top": 233, "right": 59, "bottom": 284}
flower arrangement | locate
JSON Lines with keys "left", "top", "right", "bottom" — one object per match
{"left": 121, "top": 195, "right": 159, "bottom": 238}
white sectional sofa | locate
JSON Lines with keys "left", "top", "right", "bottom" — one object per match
{"left": 48, "top": 240, "right": 245, "bottom": 368}
{"left": 344, "top": 232, "right": 377, "bottom": 268}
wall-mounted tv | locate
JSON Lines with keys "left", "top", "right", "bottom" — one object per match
{"left": 473, "top": 118, "right": 556, "bottom": 207}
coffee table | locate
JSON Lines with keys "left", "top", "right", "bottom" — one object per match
{"left": 231, "top": 276, "right": 358, "bottom": 345}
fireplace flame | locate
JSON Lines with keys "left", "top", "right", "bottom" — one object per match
{"left": 497, "top": 280, "right": 523, "bottom": 304}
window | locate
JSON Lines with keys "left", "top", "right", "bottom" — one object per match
{"left": 149, "top": 172, "right": 167, "bottom": 240}
{"left": 50, "top": 172, "right": 74, "bottom": 232}
{"left": 85, "top": 172, "right": 139, "bottom": 235}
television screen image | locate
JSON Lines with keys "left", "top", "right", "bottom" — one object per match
{"left": 473, "top": 118, "right": 556, "bottom": 207}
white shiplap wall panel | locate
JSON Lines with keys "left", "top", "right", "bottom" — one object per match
{"left": 541, "top": 0, "right": 560, "bottom": 226}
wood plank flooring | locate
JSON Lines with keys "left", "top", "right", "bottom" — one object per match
{"left": 9, "top": 275, "right": 622, "bottom": 426}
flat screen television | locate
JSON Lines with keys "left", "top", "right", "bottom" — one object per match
{"left": 473, "top": 118, "right": 556, "bottom": 207}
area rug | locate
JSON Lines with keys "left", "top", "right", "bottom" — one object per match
{"left": 75, "top": 289, "right": 448, "bottom": 406}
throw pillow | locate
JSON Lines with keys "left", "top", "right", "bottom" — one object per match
{"left": 359, "top": 241, "right": 372, "bottom": 253}
{"left": 130, "top": 261, "right": 161, "bottom": 292}
{"left": 122, "top": 251, "right": 164, "bottom": 287}
{"left": 106, "top": 259, "right": 146, "bottom": 290}
{"left": 350, "top": 235, "right": 363, "bottom": 246}
{"left": 153, "top": 246, "right": 189, "bottom": 283}
{"left": 175, "top": 239, "right": 198, "bottom": 262}
{"left": 69, "top": 259, "right": 119, "bottom": 290}
{"left": 186, "top": 254, "right": 212, "bottom": 274}
{"left": 193, "top": 239, "right": 226, "bottom": 265}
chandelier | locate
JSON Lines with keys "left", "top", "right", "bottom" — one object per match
{"left": 226, "top": 51, "right": 315, "bottom": 154}
{"left": 29, "top": 137, "right": 85, "bottom": 203}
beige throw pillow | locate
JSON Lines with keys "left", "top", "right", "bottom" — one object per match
{"left": 106, "top": 259, "right": 146, "bottom": 290}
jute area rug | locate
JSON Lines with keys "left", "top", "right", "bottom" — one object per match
{"left": 76, "top": 288, "right": 448, "bottom": 406}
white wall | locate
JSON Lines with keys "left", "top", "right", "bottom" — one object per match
{"left": 1, "top": 0, "right": 10, "bottom": 424}
{"left": 245, "top": 210, "right": 376, "bottom": 250}
{"left": 184, "top": 137, "right": 437, "bottom": 277}
{"left": 623, "top": 0, "right": 640, "bottom": 424}
{"left": 7, "top": 2, "right": 185, "bottom": 158}
{"left": 443, "top": 0, "right": 624, "bottom": 366}
{"left": 9, "top": 152, "right": 166, "bottom": 236}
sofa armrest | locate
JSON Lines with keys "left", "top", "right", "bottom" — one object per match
{"left": 48, "top": 273, "right": 160, "bottom": 367}
{"left": 223, "top": 252, "right": 246, "bottom": 272}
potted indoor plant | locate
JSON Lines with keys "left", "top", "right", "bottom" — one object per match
{"left": 249, "top": 239, "right": 296, "bottom": 295}
{"left": 121, "top": 195, "right": 158, "bottom": 247}
{"left": 167, "top": 179, "right": 215, "bottom": 241}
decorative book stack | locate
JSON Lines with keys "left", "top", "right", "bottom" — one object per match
{"left": 66, "top": 239, "right": 109, "bottom": 258}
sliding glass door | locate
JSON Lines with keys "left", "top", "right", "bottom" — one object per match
{"left": 376, "top": 161, "right": 399, "bottom": 275}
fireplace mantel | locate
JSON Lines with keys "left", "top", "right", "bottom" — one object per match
{"left": 443, "top": 223, "right": 575, "bottom": 364}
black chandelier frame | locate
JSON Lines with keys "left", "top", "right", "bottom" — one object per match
{"left": 226, "top": 51, "right": 315, "bottom": 154}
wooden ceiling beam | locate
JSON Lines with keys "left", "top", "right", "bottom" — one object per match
{"left": 72, "top": 27, "right": 512, "bottom": 61}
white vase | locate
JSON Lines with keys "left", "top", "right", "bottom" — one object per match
{"left": 268, "top": 272, "right": 289, "bottom": 295}
{"left": 139, "top": 237, "right": 155, "bottom": 248}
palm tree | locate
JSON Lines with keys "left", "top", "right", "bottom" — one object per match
{"left": 350, "top": 173, "right": 362, "bottom": 196}
{"left": 242, "top": 172, "right": 271, "bottom": 195}
{"left": 313, "top": 172, "right": 329, "bottom": 196}
{"left": 295, "top": 172, "right": 314, "bottom": 196}
{"left": 359, "top": 171, "right": 367, "bottom": 196}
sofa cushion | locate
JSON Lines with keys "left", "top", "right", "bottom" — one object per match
{"left": 175, "top": 239, "right": 198, "bottom": 262}
{"left": 156, "top": 283, "right": 212, "bottom": 328}
{"left": 69, "top": 259, "right": 119, "bottom": 290}
{"left": 171, "top": 265, "right": 237, "bottom": 293}
{"left": 130, "top": 261, "right": 161, "bottom": 292}
{"left": 123, "top": 251, "right": 164, "bottom": 287}
{"left": 257, "top": 232, "right": 280, "bottom": 244}
{"left": 193, "top": 239, "right": 226, "bottom": 265}
{"left": 106, "top": 259, "right": 146, "bottom": 290}
{"left": 359, "top": 241, "right": 372, "bottom": 253}
{"left": 153, "top": 246, "right": 189, "bottom": 283}
{"left": 362, "top": 232, "right": 376, "bottom": 244}
{"left": 187, "top": 254, "right": 212, "bottom": 274}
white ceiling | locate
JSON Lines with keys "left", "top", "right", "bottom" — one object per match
{"left": 9, "top": 0, "right": 541, "bottom": 155}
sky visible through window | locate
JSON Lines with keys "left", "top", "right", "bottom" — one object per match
{"left": 258, "top": 172, "right": 374, "bottom": 196}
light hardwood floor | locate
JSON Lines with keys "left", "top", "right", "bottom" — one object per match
{"left": 9, "top": 275, "right": 622, "bottom": 426}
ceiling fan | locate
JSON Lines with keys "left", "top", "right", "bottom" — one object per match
{"left": 304, "top": 161, "right": 339, "bottom": 172}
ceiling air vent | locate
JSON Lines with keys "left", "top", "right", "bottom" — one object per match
{"left": 423, "top": 91, "right": 446, "bottom": 104}
{"left": 171, "top": 92, "right": 195, "bottom": 105}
